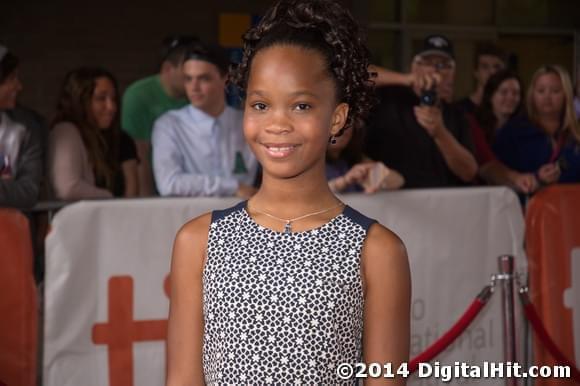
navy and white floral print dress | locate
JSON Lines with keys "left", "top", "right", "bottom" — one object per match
{"left": 202, "top": 201, "right": 376, "bottom": 385}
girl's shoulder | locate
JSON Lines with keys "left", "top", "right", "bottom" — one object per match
{"left": 362, "top": 222, "right": 410, "bottom": 289}
{"left": 343, "top": 206, "right": 407, "bottom": 266}
{"left": 364, "top": 222, "right": 407, "bottom": 260}
{"left": 177, "top": 201, "right": 246, "bottom": 245}
{"left": 176, "top": 212, "right": 213, "bottom": 246}
{"left": 172, "top": 212, "right": 213, "bottom": 269}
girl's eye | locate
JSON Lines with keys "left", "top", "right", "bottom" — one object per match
{"left": 251, "top": 102, "right": 267, "bottom": 111}
{"left": 295, "top": 103, "right": 311, "bottom": 111}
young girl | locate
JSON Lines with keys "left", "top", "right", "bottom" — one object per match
{"left": 166, "top": 1, "right": 411, "bottom": 384}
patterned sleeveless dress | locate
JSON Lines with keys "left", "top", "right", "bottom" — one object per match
{"left": 202, "top": 201, "right": 376, "bottom": 385}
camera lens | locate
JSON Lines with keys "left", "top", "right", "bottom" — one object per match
{"left": 420, "top": 89, "right": 437, "bottom": 106}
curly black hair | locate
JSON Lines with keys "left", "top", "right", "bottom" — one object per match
{"left": 231, "top": 0, "right": 375, "bottom": 135}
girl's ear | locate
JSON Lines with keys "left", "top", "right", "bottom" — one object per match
{"left": 330, "top": 102, "right": 349, "bottom": 136}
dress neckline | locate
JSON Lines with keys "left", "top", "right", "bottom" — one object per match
{"left": 240, "top": 200, "right": 348, "bottom": 236}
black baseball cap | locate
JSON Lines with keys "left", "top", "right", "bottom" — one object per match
{"left": 415, "top": 35, "right": 455, "bottom": 60}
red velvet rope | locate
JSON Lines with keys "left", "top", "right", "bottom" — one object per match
{"left": 409, "top": 295, "right": 488, "bottom": 373}
{"left": 520, "top": 295, "right": 580, "bottom": 383}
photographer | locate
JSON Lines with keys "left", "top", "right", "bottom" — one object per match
{"left": 366, "top": 35, "right": 477, "bottom": 188}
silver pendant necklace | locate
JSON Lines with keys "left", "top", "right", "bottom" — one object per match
{"left": 249, "top": 201, "right": 344, "bottom": 234}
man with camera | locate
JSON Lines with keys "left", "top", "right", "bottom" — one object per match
{"left": 365, "top": 35, "right": 477, "bottom": 188}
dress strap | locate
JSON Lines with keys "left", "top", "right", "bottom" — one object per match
{"left": 343, "top": 205, "right": 376, "bottom": 232}
{"left": 211, "top": 200, "right": 246, "bottom": 223}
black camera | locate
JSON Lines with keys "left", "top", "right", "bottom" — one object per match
{"left": 420, "top": 88, "right": 437, "bottom": 106}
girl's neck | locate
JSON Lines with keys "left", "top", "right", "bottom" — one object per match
{"left": 250, "top": 169, "right": 340, "bottom": 218}
{"left": 537, "top": 114, "right": 561, "bottom": 136}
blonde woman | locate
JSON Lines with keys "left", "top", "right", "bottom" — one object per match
{"left": 493, "top": 65, "right": 580, "bottom": 185}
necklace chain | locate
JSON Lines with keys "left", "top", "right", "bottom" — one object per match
{"left": 249, "top": 201, "right": 344, "bottom": 234}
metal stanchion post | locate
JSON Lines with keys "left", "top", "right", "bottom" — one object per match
{"left": 498, "top": 255, "right": 517, "bottom": 386}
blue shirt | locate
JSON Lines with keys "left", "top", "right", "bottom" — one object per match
{"left": 152, "top": 105, "right": 258, "bottom": 197}
{"left": 493, "top": 116, "right": 580, "bottom": 183}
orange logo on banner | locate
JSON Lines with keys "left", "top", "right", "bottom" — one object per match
{"left": 92, "top": 275, "right": 170, "bottom": 386}
{"left": 526, "top": 185, "right": 580, "bottom": 386}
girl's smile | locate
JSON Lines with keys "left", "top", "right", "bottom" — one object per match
{"left": 261, "top": 142, "right": 301, "bottom": 159}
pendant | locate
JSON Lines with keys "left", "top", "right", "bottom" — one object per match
{"left": 284, "top": 221, "right": 292, "bottom": 234}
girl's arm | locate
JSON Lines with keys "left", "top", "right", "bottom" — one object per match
{"left": 166, "top": 213, "right": 211, "bottom": 386}
{"left": 121, "top": 159, "right": 139, "bottom": 197}
{"left": 362, "top": 224, "right": 411, "bottom": 385}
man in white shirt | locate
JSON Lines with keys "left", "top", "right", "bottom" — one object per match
{"left": 152, "top": 43, "right": 258, "bottom": 197}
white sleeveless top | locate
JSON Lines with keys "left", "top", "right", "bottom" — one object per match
{"left": 202, "top": 201, "right": 375, "bottom": 384}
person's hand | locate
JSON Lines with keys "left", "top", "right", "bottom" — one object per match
{"left": 361, "top": 162, "right": 405, "bottom": 193}
{"left": 344, "top": 162, "right": 374, "bottom": 187}
{"left": 407, "top": 71, "right": 441, "bottom": 93}
{"left": 537, "top": 163, "right": 561, "bottom": 185}
{"left": 510, "top": 173, "right": 538, "bottom": 194}
{"left": 236, "top": 183, "right": 258, "bottom": 199}
{"left": 414, "top": 105, "right": 445, "bottom": 138}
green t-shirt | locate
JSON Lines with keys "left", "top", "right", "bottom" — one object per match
{"left": 121, "top": 75, "right": 188, "bottom": 141}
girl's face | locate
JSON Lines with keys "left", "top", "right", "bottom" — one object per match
{"left": 90, "top": 76, "right": 117, "bottom": 129}
{"left": 244, "top": 45, "right": 348, "bottom": 179}
{"left": 532, "top": 73, "right": 565, "bottom": 117}
{"left": 491, "top": 78, "right": 520, "bottom": 117}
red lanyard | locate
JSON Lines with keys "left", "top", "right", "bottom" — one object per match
{"left": 548, "top": 133, "right": 566, "bottom": 163}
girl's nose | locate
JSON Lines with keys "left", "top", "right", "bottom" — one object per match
{"left": 265, "top": 111, "right": 293, "bottom": 134}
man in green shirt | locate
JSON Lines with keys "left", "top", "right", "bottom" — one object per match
{"left": 122, "top": 36, "right": 196, "bottom": 196}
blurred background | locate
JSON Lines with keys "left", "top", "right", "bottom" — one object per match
{"left": 1, "top": 0, "right": 579, "bottom": 118}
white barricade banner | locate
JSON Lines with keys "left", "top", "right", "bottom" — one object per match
{"left": 44, "top": 188, "right": 525, "bottom": 386}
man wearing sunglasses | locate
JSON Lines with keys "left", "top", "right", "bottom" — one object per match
{"left": 365, "top": 34, "right": 477, "bottom": 188}
{"left": 121, "top": 36, "right": 198, "bottom": 196}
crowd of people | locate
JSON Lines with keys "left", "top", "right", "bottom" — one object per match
{"left": 1, "top": 31, "right": 579, "bottom": 210}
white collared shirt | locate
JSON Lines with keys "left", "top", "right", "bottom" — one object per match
{"left": 152, "top": 105, "right": 257, "bottom": 197}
